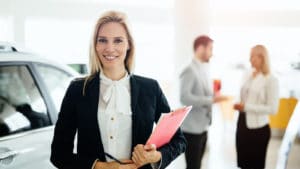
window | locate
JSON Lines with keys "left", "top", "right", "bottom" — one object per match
{"left": 36, "top": 64, "right": 73, "bottom": 112}
{"left": 0, "top": 65, "right": 50, "bottom": 137}
{"left": 0, "top": 16, "right": 13, "bottom": 42}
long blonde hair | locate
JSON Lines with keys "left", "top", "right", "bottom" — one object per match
{"left": 251, "top": 45, "right": 270, "bottom": 75}
{"left": 83, "top": 11, "right": 135, "bottom": 95}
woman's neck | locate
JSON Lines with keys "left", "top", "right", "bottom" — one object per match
{"left": 252, "top": 68, "right": 261, "bottom": 77}
{"left": 103, "top": 67, "right": 127, "bottom": 81}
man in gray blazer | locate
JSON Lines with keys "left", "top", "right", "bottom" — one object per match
{"left": 180, "top": 35, "right": 227, "bottom": 169}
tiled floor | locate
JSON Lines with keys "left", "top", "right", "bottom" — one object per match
{"left": 166, "top": 106, "right": 300, "bottom": 169}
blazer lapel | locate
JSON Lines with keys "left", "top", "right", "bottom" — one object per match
{"left": 130, "top": 75, "right": 140, "bottom": 114}
{"left": 130, "top": 75, "right": 140, "bottom": 149}
{"left": 85, "top": 73, "right": 106, "bottom": 160}
{"left": 87, "top": 74, "right": 100, "bottom": 118}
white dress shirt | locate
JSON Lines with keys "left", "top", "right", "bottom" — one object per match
{"left": 98, "top": 72, "right": 132, "bottom": 161}
{"left": 240, "top": 70, "right": 279, "bottom": 129}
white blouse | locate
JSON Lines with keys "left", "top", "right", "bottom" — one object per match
{"left": 92, "top": 72, "right": 161, "bottom": 169}
{"left": 98, "top": 72, "right": 132, "bottom": 161}
{"left": 240, "top": 71, "right": 279, "bottom": 129}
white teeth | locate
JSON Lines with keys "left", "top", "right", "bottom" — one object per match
{"left": 104, "top": 55, "right": 117, "bottom": 61}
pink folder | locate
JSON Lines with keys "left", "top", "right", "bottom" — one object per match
{"left": 146, "top": 106, "right": 192, "bottom": 148}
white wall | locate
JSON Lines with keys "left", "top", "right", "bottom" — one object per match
{"left": 1, "top": 0, "right": 300, "bottom": 104}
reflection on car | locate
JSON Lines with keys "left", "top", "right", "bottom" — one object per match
{"left": 15, "top": 103, "right": 50, "bottom": 130}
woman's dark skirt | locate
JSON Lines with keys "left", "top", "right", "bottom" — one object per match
{"left": 236, "top": 112, "right": 271, "bottom": 169}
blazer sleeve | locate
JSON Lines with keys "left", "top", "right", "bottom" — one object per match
{"left": 244, "top": 75, "right": 279, "bottom": 115}
{"left": 154, "top": 81, "right": 187, "bottom": 169}
{"left": 50, "top": 81, "right": 95, "bottom": 169}
{"left": 179, "top": 67, "right": 213, "bottom": 109}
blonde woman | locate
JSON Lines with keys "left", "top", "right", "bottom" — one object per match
{"left": 50, "top": 11, "right": 186, "bottom": 169}
{"left": 234, "top": 45, "right": 279, "bottom": 169}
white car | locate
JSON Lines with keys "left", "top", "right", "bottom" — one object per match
{"left": 0, "top": 43, "right": 79, "bottom": 169}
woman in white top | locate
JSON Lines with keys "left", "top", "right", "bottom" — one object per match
{"left": 234, "top": 45, "right": 279, "bottom": 169}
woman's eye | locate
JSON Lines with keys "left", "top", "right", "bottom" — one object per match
{"left": 97, "top": 39, "right": 107, "bottom": 43}
{"left": 114, "top": 39, "right": 123, "bottom": 44}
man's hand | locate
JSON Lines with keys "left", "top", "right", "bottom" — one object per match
{"left": 213, "top": 95, "right": 228, "bottom": 103}
{"left": 132, "top": 144, "right": 162, "bottom": 168}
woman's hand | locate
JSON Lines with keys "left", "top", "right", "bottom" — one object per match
{"left": 94, "top": 160, "right": 137, "bottom": 169}
{"left": 233, "top": 103, "right": 244, "bottom": 111}
{"left": 132, "top": 144, "right": 162, "bottom": 168}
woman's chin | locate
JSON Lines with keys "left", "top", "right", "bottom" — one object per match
{"left": 103, "top": 63, "right": 123, "bottom": 70}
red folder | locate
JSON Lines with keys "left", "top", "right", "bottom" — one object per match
{"left": 146, "top": 106, "right": 192, "bottom": 148}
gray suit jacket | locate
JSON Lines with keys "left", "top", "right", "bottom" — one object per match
{"left": 180, "top": 59, "right": 213, "bottom": 134}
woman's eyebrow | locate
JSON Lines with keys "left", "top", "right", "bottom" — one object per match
{"left": 97, "top": 36, "right": 125, "bottom": 39}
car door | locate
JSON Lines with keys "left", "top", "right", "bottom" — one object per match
{"left": 0, "top": 64, "right": 55, "bottom": 169}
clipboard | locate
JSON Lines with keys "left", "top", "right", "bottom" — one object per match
{"left": 146, "top": 106, "right": 192, "bottom": 148}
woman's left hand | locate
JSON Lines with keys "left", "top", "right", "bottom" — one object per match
{"left": 132, "top": 144, "right": 161, "bottom": 168}
{"left": 233, "top": 103, "right": 244, "bottom": 111}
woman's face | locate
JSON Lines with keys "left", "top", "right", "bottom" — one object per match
{"left": 96, "top": 22, "right": 129, "bottom": 71}
{"left": 250, "top": 52, "right": 263, "bottom": 70}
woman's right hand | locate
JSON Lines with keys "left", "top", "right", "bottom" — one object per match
{"left": 233, "top": 103, "right": 244, "bottom": 112}
{"left": 94, "top": 160, "right": 137, "bottom": 169}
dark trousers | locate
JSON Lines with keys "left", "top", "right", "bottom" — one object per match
{"left": 183, "top": 131, "right": 207, "bottom": 169}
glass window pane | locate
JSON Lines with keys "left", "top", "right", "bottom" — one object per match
{"left": 36, "top": 64, "right": 73, "bottom": 112}
{"left": 0, "top": 65, "right": 50, "bottom": 137}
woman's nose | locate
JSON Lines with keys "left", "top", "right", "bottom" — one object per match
{"left": 105, "top": 42, "right": 115, "bottom": 52}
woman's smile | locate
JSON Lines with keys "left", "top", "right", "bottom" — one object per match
{"left": 103, "top": 55, "right": 119, "bottom": 61}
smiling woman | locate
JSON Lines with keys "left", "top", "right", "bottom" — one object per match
{"left": 96, "top": 22, "right": 130, "bottom": 79}
{"left": 50, "top": 10, "right": 186, "bottom": 169}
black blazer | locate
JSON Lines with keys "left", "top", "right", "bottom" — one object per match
{"left": 50, "top": 73, "right": 186, "bottom": 169}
